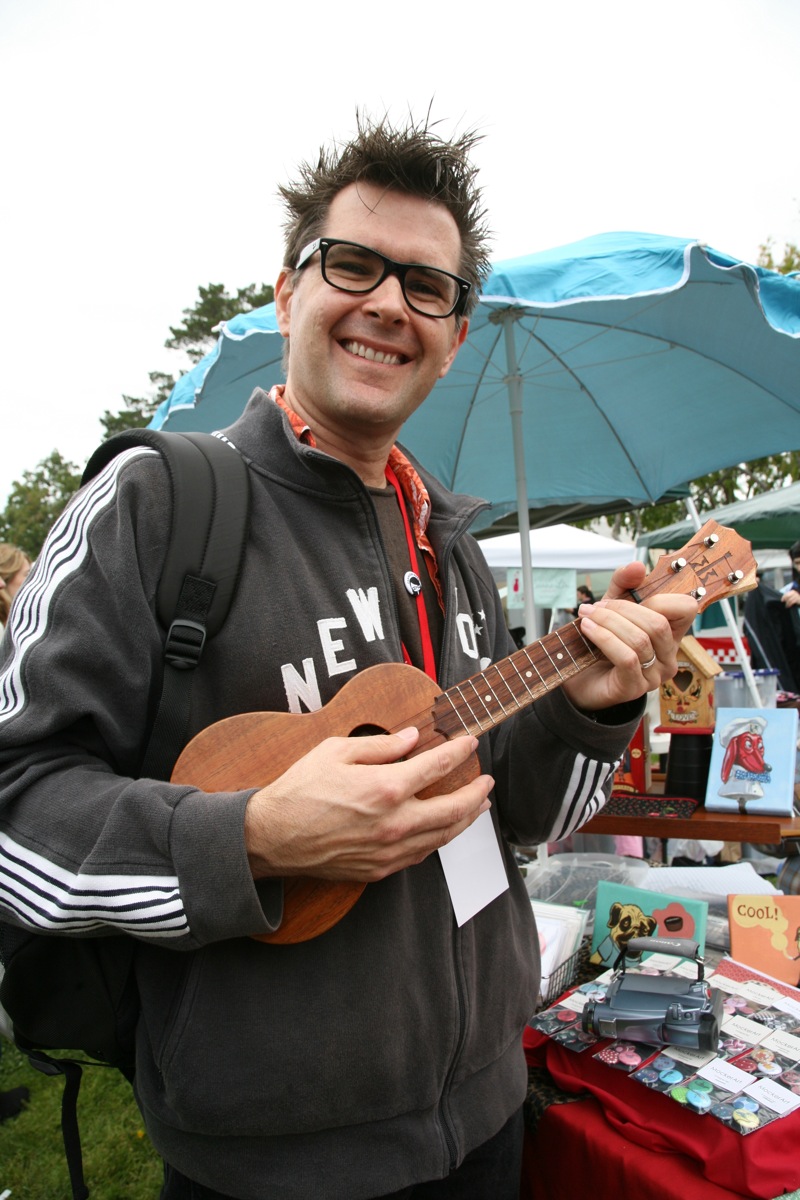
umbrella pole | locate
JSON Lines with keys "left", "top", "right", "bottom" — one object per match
{"left": 501, "top": 313, "right": 540, "bottom": 642}
{"left": 684, "top": 497, "right": 763, "bottom": 706}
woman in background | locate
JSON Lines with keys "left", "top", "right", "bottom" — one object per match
{"left": 0, "top": 544, "right": 32, "bottom": 1118}
{"left": 0, "top": 544, "right": 30, "bottom": 628}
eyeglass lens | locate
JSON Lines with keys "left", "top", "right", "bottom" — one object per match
{"left": 323, "top": 243, "right": 460, "bottom": 317}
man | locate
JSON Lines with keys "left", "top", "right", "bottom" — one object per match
{"left": 0, "top": 116, "right": 695, "bottom": 1199}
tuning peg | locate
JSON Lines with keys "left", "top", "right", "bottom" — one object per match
{"left": 727, "top": 570, "right": 744, "bottom": 583}
{"left": 691, "top": 587, "right": 707, "bottom": 600}
{"left": 670, "top": 558, "right": 687, "bottom": 572}
{"left": 703, "top": 534, "right": 719, "bottom": 548}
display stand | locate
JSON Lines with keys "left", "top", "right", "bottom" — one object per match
{"left": 660, "top": 725, "right": 713, "bottom": 802}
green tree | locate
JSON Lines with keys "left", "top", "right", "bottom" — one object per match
{"left": 758, "top": 236, "right": 800, "bottom": 275}
{"left": 100, "top": 370, "right": 178, "bottom": 438}
{"left": 100, "top": 283, "right": 274, "bottom": 437}
{"left": 3, "top": 283, "right": 275, "bottom": 551}
{"left": 0, "top": 451, "right": 82, "bottom": 559}
{"left": 165, "top": 282, "right": 275, "bottom": 364}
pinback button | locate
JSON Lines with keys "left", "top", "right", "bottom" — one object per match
{"left": 670, "top": 1086, "right": 689, "bottom": 1104}
{"left": 637, "top": 1068, "right": 660, "bottom": 1084}
{"left": 734, "top": 1096, "right": 759, "bottom": 1111}
{"left": 653, "top": 1054, "right": 676, "bottom": 1071}
{"left": 686, "top": 1090, "right": 711, "bottom": 1112}
{"left": 659, "top": 1070, "right": 684, "bottom": 1085}
{"left": 736, "top": 1057, "right": 759, "bottom": 1073}
{"left": 597, "top": 1048, "right": 620, "bottom": 1063}
{"left": 689, "top": 1077, "right": 713, "bottom": 1093}
{"left": 732, "top": 1108, "right": 760, "bottom": 1130}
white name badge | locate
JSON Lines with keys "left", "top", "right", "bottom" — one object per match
{"left": 438, "top": 809, "right": 509, "bottom": 926}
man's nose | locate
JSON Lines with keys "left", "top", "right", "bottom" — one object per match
{"left": 362, "top": 272, "right": 410, "bottom": 322}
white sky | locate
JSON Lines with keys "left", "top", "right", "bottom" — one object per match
{"left": 1, "top": 0, "right": 799, "bottom": 506}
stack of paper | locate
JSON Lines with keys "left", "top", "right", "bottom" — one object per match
{"left": 530, "top": 899, "right": 589, "bottom": 1003}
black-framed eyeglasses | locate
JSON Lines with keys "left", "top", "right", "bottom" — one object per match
{"left": 294, "top": 238, "right": 471, "bottom": 319}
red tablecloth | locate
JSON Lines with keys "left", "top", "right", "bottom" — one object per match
{"left": 523, "top": 1027, "right": 800, "bottom": 1200}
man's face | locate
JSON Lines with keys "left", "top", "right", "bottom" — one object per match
{"left": 275, "top": 182, "right": 468, "bottom": 451}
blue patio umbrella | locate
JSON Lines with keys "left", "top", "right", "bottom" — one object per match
{"left": 151, "top": 231, "right": 800, "bottom": 638}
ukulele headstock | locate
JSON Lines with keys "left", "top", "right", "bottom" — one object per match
{"left": 635, "top": 520, "right": 757, "bottom": 612}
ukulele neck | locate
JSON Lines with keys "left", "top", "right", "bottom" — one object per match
{"left": 432, "top": 621, "right": 599, "bottom": 740}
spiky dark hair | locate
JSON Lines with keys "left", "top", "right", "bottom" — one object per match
{"left": 278, "top": 111, "right": 491, "bottom": 317}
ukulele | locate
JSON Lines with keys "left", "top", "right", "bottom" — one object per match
{"left": 171, "top": 519, "right": 757, "bottom": 944}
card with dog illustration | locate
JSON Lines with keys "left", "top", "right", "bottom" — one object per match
{"left": 590, "top": 882, "right": 708, "bottom": 968}
{"left": 704, "top": 707, "right": 798, "bottom": 817}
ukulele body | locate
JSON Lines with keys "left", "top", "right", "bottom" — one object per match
{"left": 171, "top": 663, "right": 480, "bottom": 944}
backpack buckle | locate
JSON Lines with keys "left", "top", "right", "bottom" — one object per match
{"left": 164, "top": 619, "right": 207, "bottom": 670}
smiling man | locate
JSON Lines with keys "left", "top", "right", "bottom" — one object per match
{"left": 0, "top": 115, "right": 696, "bottom": 1200}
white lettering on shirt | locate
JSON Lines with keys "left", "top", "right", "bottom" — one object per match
{"left": 318, "top": 618, "right": 357, "bottom": 677}
{"left": 456, "top": 612, "right": 479, "bottom": 660}
{"left": 345, "top": 587, "right": 385, "bottom": 643}
{"left": 281, "top": 657, "right": 323, "bottom": 714}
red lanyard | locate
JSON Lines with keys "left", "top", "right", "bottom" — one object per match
{"left": 384, "top": 466, "right": 438, "bottom": 683}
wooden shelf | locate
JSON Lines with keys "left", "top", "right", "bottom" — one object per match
{"left": 582, "top": 809, "right": 800, "bottom": 844}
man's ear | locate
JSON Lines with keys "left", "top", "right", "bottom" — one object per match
{"left": 438, "top": 318, "right": 469, "bottom": 379}
{"left": 275, "top": 269, "right": 294, "bottom": 337}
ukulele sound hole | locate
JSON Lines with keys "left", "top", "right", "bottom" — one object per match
{"left": 349, "top": 723, "right": 389, "bottom": 738}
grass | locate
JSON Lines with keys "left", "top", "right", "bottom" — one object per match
{"left": 0, "top": 1040, "right": 162, "bottom": 1199}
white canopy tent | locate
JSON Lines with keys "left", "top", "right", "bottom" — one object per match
{"left": 478, "top": 524, "right": 637, "bottom": 572}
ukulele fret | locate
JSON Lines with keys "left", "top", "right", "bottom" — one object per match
{"left": 553, "top": 628, "right": 580, "bottom": 669}
{"left": 518, "top": 647, "right": 550, "bottom": 691}
{"left": 440, "top": 690, "right": 473, "bottom": 735}
{"left": 508, "top": 658, "right": 537, "bottom": 699}
{"left": 491, "top": 660, "right": 525, "bottom": 710}
{"left": 448, "top": 684, "right": 488, "bottom": 734}
{"left": 470, "top": 669, "right": 512, "bottom": 718}
{"left": 539, "top": 639, "right": 567, "bottom": 681}
{"left": 574, "top": 622, "right": 601, "bottom": 660}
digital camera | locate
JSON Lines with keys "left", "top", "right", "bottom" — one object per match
{"left": 581, "top": 936, "right": 723, "bottom": 1051}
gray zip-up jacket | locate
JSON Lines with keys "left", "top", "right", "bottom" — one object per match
{"left": 0, "top": 393, "right": 641, "bottom": 1199}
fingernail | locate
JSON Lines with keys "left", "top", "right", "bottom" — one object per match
{"left": 396, "top": 727, "right": 418, "bottom": 742}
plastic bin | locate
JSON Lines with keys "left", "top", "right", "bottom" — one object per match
{"left": 715, "top": 669, "right": 780, "bottom": 708}
{"left": 524, "top": 852, "right": 647, "bottom": 923}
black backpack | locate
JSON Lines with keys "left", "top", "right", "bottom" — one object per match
{"left": 0, "top": 428, "right": 250, "bottom": 1199}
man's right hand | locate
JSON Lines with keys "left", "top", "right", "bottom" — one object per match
{"left": 243, "top": 728, "right": 494, "bottom": 882}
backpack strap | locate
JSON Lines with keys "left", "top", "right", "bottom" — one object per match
{"left": 23, "top": 1047, "right": 90, "bottom": 1200}
{"left": 82, "top": 428, "right": 251, "bottom": 779}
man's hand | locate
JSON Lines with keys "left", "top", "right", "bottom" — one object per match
{"left": 782, "top": 589, "right": 800, "bottom": 609}
{"left": 562, "top": 560, "right": 698, "bottom": 713}
{"left": 244, "top": 728, "right": 494, "bottom": 881}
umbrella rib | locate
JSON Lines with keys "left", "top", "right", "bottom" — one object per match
{"left": 515, "top": 284, "right": 797, "bottom": 411}
{"left": 519, "top": 319, "right": 655, "bottom": 501}
{"left": 444, "top": 322, "right": 506, "bottom": 490}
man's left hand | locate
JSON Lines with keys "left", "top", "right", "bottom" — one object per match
{"left": 561, "top": 561, "right": 698, "bottom": 713}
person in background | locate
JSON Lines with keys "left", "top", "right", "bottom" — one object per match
{"left": 0, "top": 545, "right": 31, "bottom": 1118}
{"left": 0, "top": 545, "right": 31, "bottom": 629}
{"left": 566, "top": 584, "right": 595, "bottom": 618}
{"left": 781, "top": 540, "right": 800, "bottom": 610}
{"left": 744, "top": 558, "right": 800, "bottom": 694}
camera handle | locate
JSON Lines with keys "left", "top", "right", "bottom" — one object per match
{"left": 614, "top": 936, "right": 704, "bottom": 980}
